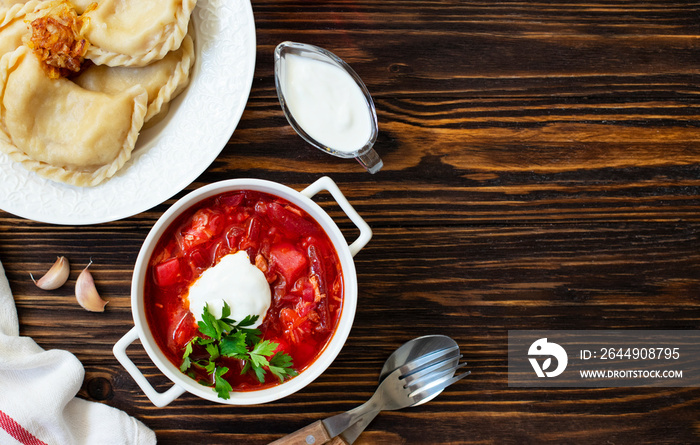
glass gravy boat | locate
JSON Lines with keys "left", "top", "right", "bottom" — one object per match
{"left": 274, "top": 41, "right": 383, "bottom": 174}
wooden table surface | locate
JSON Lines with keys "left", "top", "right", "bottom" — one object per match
{"left": 2, "top": 1, "right": 700, "bottom": 444}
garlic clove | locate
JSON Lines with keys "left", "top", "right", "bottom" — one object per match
{"left": 31, "top": 256, "right": 70, "bottom": 290}
{"left": 75, "top": 261, "right": 108, "bottom": 312}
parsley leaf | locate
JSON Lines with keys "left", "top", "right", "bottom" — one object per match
{"left": 269, "top": 352, "right": 298, "bottom": 382}
{"left": 204, "top": 359, "right": 217, "bottom": 375}
{"left": 220, "top": 302, "right": 231, "bottom": 319}
{"left": 246, "top": 340, "right": 279, "bottom": 383}
{"left": 250, "top": 361, "right": 267, "bottom": 383}
{"left": 252, "top": 339, "right": 278, "bottom": 356}
{"left": 179, "top": 305, "right": 298, "bottom": 399}
{"left": 179, "top": 355, "right": 191, "bottom": 373}
{"left": 204, "top": 341, "right": 220, "bottom": 360}
{"left": 236, "top": 314, "right": 259, "bottom": 327}
{"left": 219, "top": 331, "right": 248, "bottom": 358}
{"left": 197, "top": 304, "right": 220, "bottom": 339}
{"left": 214, "top": 366, "right": 233, "bottom": 400}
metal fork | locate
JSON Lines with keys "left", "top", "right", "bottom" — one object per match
{"left": 328, "top": 349, "right": 469, "bottom": 444}
{"left": 270, "top": 346, "right": 470, "bottom": 444}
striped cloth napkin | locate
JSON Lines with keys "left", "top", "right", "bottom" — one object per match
{"left": 0, "top": 260, "right": 156, "bottom": 445}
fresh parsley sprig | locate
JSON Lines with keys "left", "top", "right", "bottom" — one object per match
{"left": 180, "top": 302, "right": 297, "bottom": 399}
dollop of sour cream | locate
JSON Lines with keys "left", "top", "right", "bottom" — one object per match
{"left": 283, "top": 53, "right": 373, "bottom": 154}
{"left": 186, "top": 251, "right": 271, "bottom": 328}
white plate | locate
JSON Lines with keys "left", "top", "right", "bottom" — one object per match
{"left": 0, "top": 0, "right": 256, "bottom": 225}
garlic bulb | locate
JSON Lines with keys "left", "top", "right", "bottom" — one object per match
{"left": 75, "top": 261, "right": 108, "bottom": 312}
{"left": 31, "top": 256, "right": 70, "bottom": 290}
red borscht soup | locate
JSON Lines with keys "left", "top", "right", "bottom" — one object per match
{"left": 144, "top": 190, "right": 343, "bottom": 392}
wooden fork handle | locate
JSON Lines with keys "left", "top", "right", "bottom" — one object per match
{"left": 269, "top": 420, "right": 333, "bottom": 445}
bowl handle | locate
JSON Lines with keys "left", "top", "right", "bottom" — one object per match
{"left": 301, "top": 176, "right": 372, "bottom": 257}
{"left": 112, "top": 326, "right": 186, "bottom": 407}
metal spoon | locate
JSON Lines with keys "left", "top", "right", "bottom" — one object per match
{"left": 332, "top": 335, "right": 462, "bottom": 444}
{"left": 381, "top": 335, "right": 460, "bottom": 390}
{"left": 269, "top": 335, "right": 468, "bottom": 445}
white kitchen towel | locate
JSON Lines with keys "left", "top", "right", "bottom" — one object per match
{"left": 0, "top": 260, "right": 157, "bottom": 445}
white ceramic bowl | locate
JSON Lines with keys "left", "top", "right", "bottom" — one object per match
{"left": 113, "top": 177, "right": 371, "bottom": 406}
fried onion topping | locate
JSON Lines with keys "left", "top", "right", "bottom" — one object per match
{"left": 25, "top": 0, "right": 91, "bottom": 79}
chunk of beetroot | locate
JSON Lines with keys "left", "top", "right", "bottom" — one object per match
{"left": 154, "top": 257, "right": 182, "bottom": 287}
{"left": 267, "top": 202, "right": 319, "bottom": 239}
{"left": 270, "top": 243, "right": 308, "bottom": 285}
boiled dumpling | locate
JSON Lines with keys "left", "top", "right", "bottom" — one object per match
{"left": 0, "top": 6, "right": 30, "bottom": 58}
{"left": 82, "top": 0, "right": 197, "bottom": 67}
{"left": 0, "top": 0, "right": 42, "bottom": 58}
{"left": 0, "top": 46, "right": 148, "bottom": 186}
{"left": 67, "top": 0, "right": 95, "bottom": 13}
{"left": 73, "top": 28, "right": 195, "bottom": 124}
{"left": 0, "top": 0, "right": 34, "bottom": 8}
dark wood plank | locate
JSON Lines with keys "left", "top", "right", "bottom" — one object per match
{"left": 1, "top": 0, "right": 699, "bottom": 444}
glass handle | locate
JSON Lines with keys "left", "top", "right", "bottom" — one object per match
{"left": 355, "top": 148, "right": 383, "bottom": 174}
